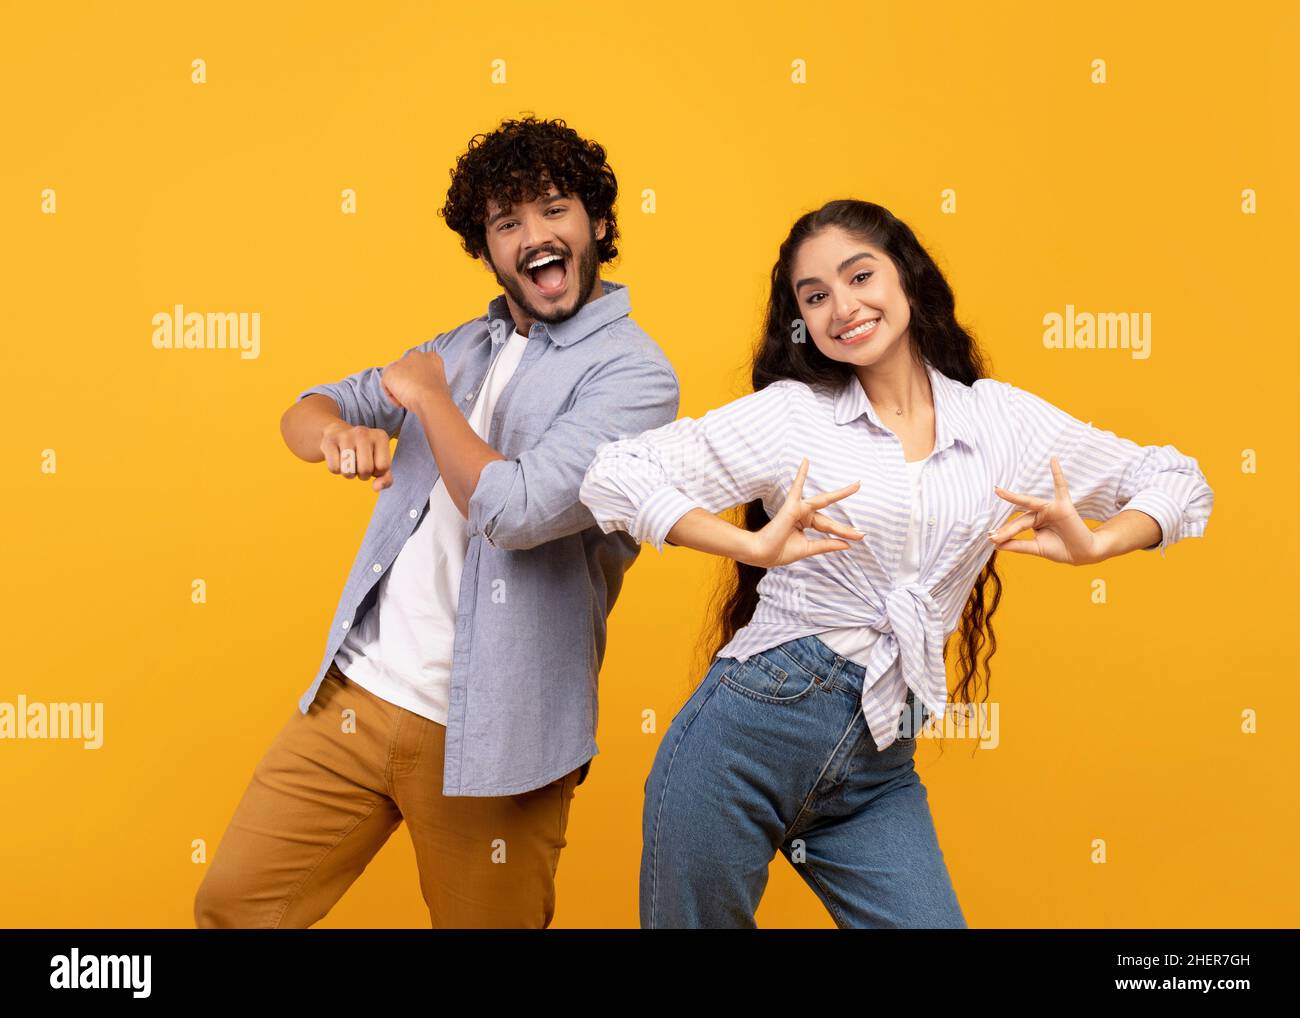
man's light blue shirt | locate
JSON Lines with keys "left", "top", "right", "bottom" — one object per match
{"left": 294, "top": 280, "right": 679, "bottom": 795}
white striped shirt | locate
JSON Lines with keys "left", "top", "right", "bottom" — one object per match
{"left": 578, "top": 359, "right": 1214, "bottom": 751}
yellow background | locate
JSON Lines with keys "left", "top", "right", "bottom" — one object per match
{"left": 2, "top": 0, "right": 1296, "bottom": 928}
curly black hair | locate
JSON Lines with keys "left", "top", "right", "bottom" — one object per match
{"left": 438, "top": 114, "right": 620, "bottom": 265}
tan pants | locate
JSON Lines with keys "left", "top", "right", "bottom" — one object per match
{"left": 194, "top": 661, "right": 586, "bottom": 928}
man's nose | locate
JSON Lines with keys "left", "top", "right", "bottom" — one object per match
{"left": 516, "top": 215, "right": 560, "bottom": 261}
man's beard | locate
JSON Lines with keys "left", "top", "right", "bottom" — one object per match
{"left": 490, "top": 226, "right": 599, "bottom": 326}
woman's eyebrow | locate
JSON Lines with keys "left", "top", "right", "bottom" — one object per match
{"left": 795, "top": 251, "right": 878, "bottom": 291}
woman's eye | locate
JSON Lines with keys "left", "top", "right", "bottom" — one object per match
{"left": 805, "top": 271, "right": 872, "bottom": 304}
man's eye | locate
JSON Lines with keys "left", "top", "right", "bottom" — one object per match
{"left": 853, "top": 271, "right": 873, "bottom": 283}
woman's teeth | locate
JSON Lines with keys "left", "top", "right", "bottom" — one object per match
{"left": 840, "top": 319, "right": 880, "bottom": 340}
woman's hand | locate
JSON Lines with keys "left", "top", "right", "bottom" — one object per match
{"left": 989, "top": 456, "right": 1108, "bottom": 565}
{"left": 742, "top": 458, "right": 864, "bottom": 568}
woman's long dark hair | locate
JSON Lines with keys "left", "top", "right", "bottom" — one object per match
{"left": 697, "top": 200, "right": 1003, "bottom": 749}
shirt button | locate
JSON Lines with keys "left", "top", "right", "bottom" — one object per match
{"left": 341, "top": 620, "right": 350, "bottom": 630}
{"left": 372, "top": 562, "right": 382, "bottom": 573}
{"left": 409, "top": 509, "right": 418, "bottom": 518}
{"left": 928, "top": 517, "right": 937, "bottom": 526}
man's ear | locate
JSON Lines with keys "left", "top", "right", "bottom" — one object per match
{"left": 594, "top": 218, "right": 607, "bottom": 242}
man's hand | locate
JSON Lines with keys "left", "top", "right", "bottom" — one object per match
{"left": 381, "top": 349, "right": 450, "bottom": 413}
{"left": 320, "top": 420, "right": 395, "bottom": 492}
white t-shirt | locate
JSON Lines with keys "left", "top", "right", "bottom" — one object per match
{"left": 332, "top": 328, "right": 531, "bottom": 725}
{"left": 819, "top": 452, "right": 930, "bottom": 667}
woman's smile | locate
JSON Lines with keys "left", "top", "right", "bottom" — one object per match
{"left": 836, "top": 317, "right": 882, "bottom": 344}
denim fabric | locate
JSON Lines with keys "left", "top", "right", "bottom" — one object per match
{"left": 641, "top": 633, "right": 967, "bottom": 928}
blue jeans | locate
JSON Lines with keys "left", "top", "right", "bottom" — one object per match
{"left": 641, "top": 634, "right": 967, "bottom": 928}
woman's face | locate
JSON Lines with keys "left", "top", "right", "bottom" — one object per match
{"left": 789, "top": 226, "right": 912, "bottom": 367}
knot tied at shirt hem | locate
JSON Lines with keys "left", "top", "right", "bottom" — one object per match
{"left": 861, "top": 582, "right": 950, "bottom": 722}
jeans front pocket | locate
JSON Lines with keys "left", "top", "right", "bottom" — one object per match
{"left": 720, "top": 649, "right": 820, "bottom": 705}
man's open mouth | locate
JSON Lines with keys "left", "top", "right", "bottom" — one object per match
{"left": 525, "top": 253, "right": 568, "bottom": 297}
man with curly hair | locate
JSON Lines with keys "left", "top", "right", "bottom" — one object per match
{"left": 195, "top": 115, "right": 679, "bottom": 929}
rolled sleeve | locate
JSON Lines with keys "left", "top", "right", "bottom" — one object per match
{"left": 466, "top": 456, "right": 522, "bottom": 548}
{"left": 1117, "top": 446, "right": 1213, "bottom": 557}
{"left": 1117, "top": 489, "right": 1182, "bottom": 557}
{"left": 634, "top": 486, "right": 706, "bottom": 553}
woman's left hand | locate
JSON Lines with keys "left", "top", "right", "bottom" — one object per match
{"left": 988, "top": 457, "right": 1109, "bottom": 566}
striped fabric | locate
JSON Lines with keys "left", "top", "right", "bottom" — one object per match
{"left": 578, "top": 359, "right": 1214, "bottom": 751}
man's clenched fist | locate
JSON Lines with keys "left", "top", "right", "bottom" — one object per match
{"left": 320, "top": 421, "right": 395, "bottom": 492}
{"left": 380, "top": 349, "right": 450, "bottom": 412}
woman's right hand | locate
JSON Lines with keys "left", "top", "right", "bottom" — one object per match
{"left": 742, "top": 458, "right": 863, "bottom": 568}
{"left": 320, "top": 420, "right": 395, "bottom": 491}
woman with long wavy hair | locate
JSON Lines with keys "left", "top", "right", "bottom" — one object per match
{"left": 579, "top": 199, "right": 1213, "bottom": 928}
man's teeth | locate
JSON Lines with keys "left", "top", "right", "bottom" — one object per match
{"left": 526, "top": 254, "right": 562, "bottom": 270}
{"left": 840, "top": 319, "right": 880, "bottom": 339}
